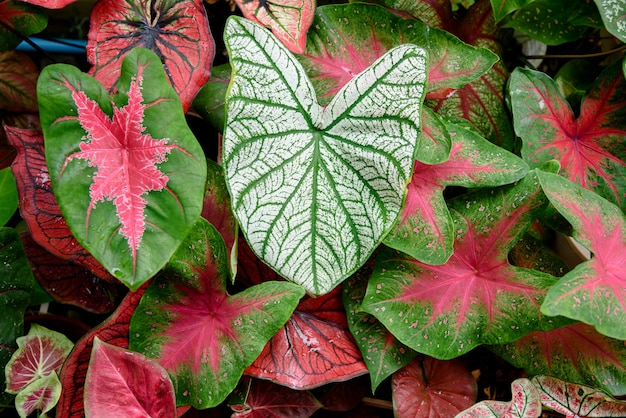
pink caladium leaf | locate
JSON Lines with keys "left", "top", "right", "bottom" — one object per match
{"left": 532, "top": 375, "right": 626, "bottom": 417}
{"left": 56, "top": 285, "right": 147, "bottom": 418}
{"left": 0, "top": 51, "right": 39, "bottom": 112}
{"left": 39, "top": 48, "right": 207, "bottom": 290}
{"left": 490, "top": 322, "right": 626, "bottom": 396}
{"left": 383, "top": 122, "right": 528, "bottom": 265}
{"left": 455, "top": 378, "right": 541, "bottom": 418}
{"left": 84, "top": 338, "right": 176, "bottom": 418}
{"left": 14, "top": 372, "right": 62, "bottom": 418}
{"left": 511, "top": 61, "right": 626, "bottom": 211}
{"left": 229, "top": 377, "right": 322, "bottom": 418}
{"left": 87, "top": 0, "right": 214, "bottom": 112}
{"left": 0, "top": 0, "right": 47, "bottom": 51}
{"left": 235, "top": 0, "right": 314, "bottom": 54}
{"left": 392, "top": 356, "right": 477, "bottom": 418}
{"left": 18, "top": 0, "right": 77, "bottom": 9}
{"left": 537, "top": 171, "right": 626, "bottom": 340}
{"left": 246, "top": 286, "right": 368, "bottom": 390}
{"left": 5, "top": 323, "right": 73, "bottom": 394}
{"left": 130, "top": 219, "right": 304, "bottom": 408}
{"left": 361, "top": 170, "right": 559, "bottom": 359}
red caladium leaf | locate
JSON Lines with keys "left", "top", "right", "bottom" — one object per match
{"left": 6, "top": 126, "right": 113, "bottom": 280}
{"left": 19, "top": 0, "right": 77, "bottom": 9}
{"left": 537, "top": 171, "right": 626, "bottom": 340}
{"left": 56, "top": 285, "right": 146, "bottom": 418}
{"left": 0, "top": 51, "right": 39, "bottom": 112}
{"left": 0, "top": 0, "right": 47, "bottom": 51}
{"left": 392, "top": 356, "right": 476, "bottom": 418}
{"left": 455, "top": 378, "right": 542, "bottom": 418}
{"left": 87, "top": 0, "right": 214, "bottom": 112}
{"left": 383, "top": 122, "right": 528, "bottom": 265}
{"left": 130, "top": 219, "right": 304, "bottom": 408}
{"left": 246, "top": 286, "right": 368, "bottom": 390}
{"left": 20, "top": 232, "right": 119, "bottom": 314}
{"left": 229, "top": 377, "right": 322, "bottom": 418}
{"left": 361, "top": 171, "right": 559, "bottom": 360}
{"left": 235, "top": 0, "right": 314, "bottom": 54}
{"left": 84, "top": 337, "right": 176, "bottom": 418}
{"left": 532, "top": 375, "right": 626, "bottom": 417}
{"left": 511, "top": 61, "right": 626, "bottom": 211}
{"left": 490, "top": 322, "right": 626, "bottom": 396}
{"left": 39, "top": 48, "right": 207, "bottom": 289}
{"left": 0, "top": 113, "right": 39, "bottom": 169}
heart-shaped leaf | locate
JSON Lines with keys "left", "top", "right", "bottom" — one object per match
{"left": 455, "top": 378, "right": 541, "bottom": 418}
{"left": 87, "top": 0, "right": 214, "bottom": 112}
{"left": 39, "top": 47, "right": 207, "bottom": 290}
{"left": 130, "top": 218, "right": 304, "bottom": 408}
{"left": 392, "top": 356, "right": 476, "bottom": 418}
{"left": 223, "top": 16, "right": 427, "bottom": 295}
{"left": 0, "top": 167, "right": 17, "bottom": 226}
{"left": 234, "top": 0, "right": 314, "bottom": 54}
{"left": 0, "top": 51, "right": 38, "bottom": 112}
{"left": 84, "top": 338, "right": 176, "bottom": 418}
{"left": 511, "top": 61, "right": 626, "bottom": 211}
{"left": 14, "top": 371, "right": 62, "bottom": 418}
{"left": 0, "top": 0, "right": 47, "bottom": 51}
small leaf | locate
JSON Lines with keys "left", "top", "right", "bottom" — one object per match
{"left": 5, "top": 323, "right": 73, "bottom": 394}
{"left": 0, "top": 167, "right": 17, "bottom": 226}
{"left": 0, "top": 0, "right": 48, "bottom": 51}
{"left": 14, "top": 371, "right": 62, "bottom": 418}
{"left": 533, "top": 375, "right": 626, "bottom": 417}
{"left": 0, "top": 51, "right": 39, "bottom": 112}
{"left": 84, "top": 338, "right": 176, "bottom": 418}
{"left": 224, "top": 16, "right": 427, "bottom": 295}
{"left": 455, "top": 378, "right": 541, "bottom": 418}
{"left": 392, "top": 356, "right": 476, "bottom": 418}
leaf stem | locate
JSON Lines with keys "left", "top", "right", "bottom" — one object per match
{"left": 361, "top": 397, "right": 393, "bottom": 409}
{"left": 524, "top": 45, "right": 626, "bottom": 59}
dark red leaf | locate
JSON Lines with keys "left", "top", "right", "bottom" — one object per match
{"left": 0, "top": 114, "right": 39, "bottom": 169}
{"left": 246, "top": 286, "right": 368, "bottom": 389}
{"left": 20, "top": 232, "right": 119, "bottom": 314}
{"left": 6, "top": 126, "right": 114, "bottom": 281}
{"left": 87, "top": 0, "right": 214, "bottom": 112}
{"left": 56, "top": 286, "right": 145, "bottom": 418}
{"left": 0, "top": 51, "right": 39, "bottom": 112}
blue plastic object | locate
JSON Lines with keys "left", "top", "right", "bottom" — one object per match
{"left": 16, "top": 37, "right": 86, "bottom": 54}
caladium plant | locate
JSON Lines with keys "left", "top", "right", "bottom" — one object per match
{"left": 1, "top": 0, "right": 626, "bottom": 416}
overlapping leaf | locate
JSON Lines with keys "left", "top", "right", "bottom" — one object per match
{"left": 511, "top": 61, "right": 626, "bottom": 210}
{"left": 0, "top": 51, "right": 38, "bottom": 112}
{"left": 87, "top": 0, "right": 214, "bottom": 112}
{"left": 0, "top": 0, "right": 47, "bottom": 51}
{"left": 39, "top": 48, "right": 207, "bottom": 290}
{"left": 537, "top": 171, "right": 626, "bottom": 340}
{"left": 130, "top": 219, "right": 304, "bottom": 408}
{"left": 361, "top": 171, "right": 558, "bottom": 359}
{"left": 455, "top": 378, "right": 541, "bottom": 418}
{"left": 0, "top": 167, "right": 17, "bottom": 226}
{"left": 594, "top": 0, "right": 626, "bottom": 42}
{"left": 224, "top": 16, "right": 427, "bottom": 295}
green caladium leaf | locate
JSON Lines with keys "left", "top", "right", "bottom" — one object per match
{"left": 38, "top": 47, "right": 207, "bottom": 290}
{"left": 0, "top": 167, "right": 17, "bottom": 226}
{"left": 223, "top": 16, "right": 428, "bottom": 295}
{"left": 592, "top": 0, "right": 626, "bottom": 43}
{"left": 489, "top": 0, "right": 534, "bottom": 22}
{"left": 130, "top": 218, "right": 304, "bottom": 408}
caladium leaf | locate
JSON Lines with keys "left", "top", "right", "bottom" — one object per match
{"left": 84, "top": 338, "right": 176, "bottom": 418}
{"left": 5, "top": 323, "right": 73, "bottom": 394}
{"left": 224, "top": 16, "right": 427, "bottom": 295}
{"left": 19, "top": 0, "right": 77, "bottom": 8}
{"left": 235, "top": 0, "right": 314, "bottom": 54}
{"left": 490, "top": 322, "right": 626, "bottom": 397}
{"left": 536, "top": 171, "right": 626, "bottom": 340}
{"left": 383, "top": 122, "right": 528, "bottom": 265}
{"left": 14, "top": 371, "right": 62, "bottom": 418}
{"left": 1, "top": 113, "right": 39, "bottom": 169}
{"left": 510, "top": 61, "right": 626, "bottom": 210}
{"left": 0, "top": 167, "right": 17, "bottom": 226}
{"left": 229, "top": 377, "right": 322, "bottom": 418}
{"left": 489, "top": 0, "right": 534, "bottom": 22}
{"left": 56, "top": 286, "right": 147, "bottom": 418}
{"left": 87, "top": 0, "right": 214, "bottom": 112}
{"left": 191, "top": 63, "right": 231, "bottom": 132}
{"left": 6, "top": 126, "right": 113, "bottom": 281}
{"left": 533, "top": 375, "right": 626, "bottom": 417}
{"left": 455, "top": 378, "right": 541, "bottom": 418}
{"left": 246, "top": 286, "right": 368, "bottom": 390}
{"left": 39, "top": 47, "right": 207, "bottom": 290}
{"left": 594, "top": 0, "right": 626, "bottom": 42}
{"left": 361, "top": 171, "right": 557, "bottom": 359}
{"left": 130, "top": 219, "right": 304, "bottom": 408}
{"left": 392, "top": 356, "right": 476, "bottom": 418}
{"left": 0, "top": 0, "right": 47, "bottom": 51}
{"left": 0, "top": 51, "right": 38, "bottom": 112}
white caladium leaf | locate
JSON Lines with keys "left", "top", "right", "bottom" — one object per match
{"left": 223, "top": 16, "right": 427, "bottom": 295}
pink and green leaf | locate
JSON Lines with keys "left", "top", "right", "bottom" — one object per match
{"left": 234, "top": 0, "right": 314, "bottom": 54}
{"left": 0, "top": 0, "right": 47, "bottom": 51}
{"left": 84, "top": 338, "right": 176, "bottom": 418}
{"left": 39, "top": 47, "right": 207, "bottom": 290}
{"left": 130, "top": 219, "right": 304, "bottom": 408}
{"left": 0, "top": 51, "right": 39, "bottom": 112}
{"left": 533, "top": 375, "right": 626, "bottom": 417}
{"left": 455, "top": 378, "right": 541, "bottom": 418}
{"left": 14, "top": 371, "right": 62, "bottom": 418}
{"left": 87, "top": 0, "right": 214, "bottom": 112}
{"left": 361, "top": 171, "right": 557, "bottom": 359}
{"left": 18, "top": 0, "right": 77, "bottom": 8}
{"left": 511, "top": 61, "right": 626, "bottom": 211}
{"left": 537, "top": 171, "right": 626, "bottom": 340}
{"left": 383, "top": 122, "right": 528, "bottom": 265}
{"left": 392, "top": 356, "right": 476, "bottom": 418}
